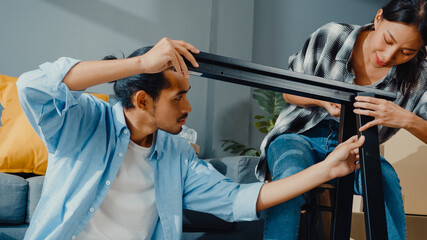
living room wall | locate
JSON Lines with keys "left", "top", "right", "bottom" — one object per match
{"left": 0, "top": 0, "right": 395, "bottom": 159}
{"left": 250, "top": 0, "right": 387, "bottom": 150}
{"left": 0, "top": 0, "right": 255, "bottom": 159}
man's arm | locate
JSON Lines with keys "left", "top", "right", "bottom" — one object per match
{"left": 63, "top": 38, "right": 199, "bottom": 91}
{"left": 256, "top": 135, "right": 365, "bottom": 211}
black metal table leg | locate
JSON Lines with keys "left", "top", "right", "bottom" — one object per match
{"left": 331, "top": 93, "right": 388, "bottom": 240}
{"left": 331, "top": 103, "right": 357, "bottom": 240}
{"left": 356, "top": 92, "right": 388, "bottom": 240}
{"left": 184, "top": 51, "right": 394, "bottom": 240}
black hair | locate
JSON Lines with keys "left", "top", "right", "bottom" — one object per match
{"left": 103, "top": 46, "right": 171, "bottom": 109}
{"left": 381, "top": 0, "right": 427, "bottom": 94}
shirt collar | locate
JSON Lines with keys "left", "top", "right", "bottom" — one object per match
{"left": 334, "top": 23, "right": 397, "bottom": 85}
{"left": 335, "top": 23, "right": 372, "bottom": 63}
{"left": 112, "top": 102, "right": 168, "bottom": 160}
{"left": 112, "top": 102, "right": 128, "bottom": 138}
{"left": 150, "top": 130, "right": 169, "bottom": 161}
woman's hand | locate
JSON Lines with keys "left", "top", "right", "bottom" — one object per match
{"left": 319, "top": 101, "right": 341, "bottom": 117}
{"left": 353, "top": 96, "right": 412, "bottom": 132}
{"left": 139, "top": 37, "right": 200, "bottom": 78}
{"left": 324, "top": 135, "right": 365, "bottom": 179}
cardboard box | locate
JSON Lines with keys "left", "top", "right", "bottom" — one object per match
{"left": 382, "top": 130, "right": 427, "bottom": 215}
{"left": 350, "top": 212, "right": 427, "bottom": 240}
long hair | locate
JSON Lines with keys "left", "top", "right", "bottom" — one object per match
{"left": 103, "top": 47, "right": 171, "bottom": 109}
{"left": 382, "top": 0, "right": 427, "bottom": 94}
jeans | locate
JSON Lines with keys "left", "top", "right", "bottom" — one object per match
{"left": 263, "top": 120, "right": 406, "bottom": 240}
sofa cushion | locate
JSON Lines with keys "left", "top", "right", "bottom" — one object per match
{"left": 26, "top": 176, "right": 45, "bottom": 223}
{"left": 205, "top": 156, "right": 261, "bottom": 184}
{"left": 181, "top": 157, "right": 261, "bottom": 232}
{"left": 0, "top": 173, "right": 28, "bottom": 224}
{"left": 183, "top": 209, "right": 234, "bottom": 231}
{"left": 0, "top": 224, "right": 29, "bottom": 240}
{"left": 0, "top": 74, "right": 49, "bottom": 175}
{"left": 0, "top": 74, "right": 109, "bottom": 175}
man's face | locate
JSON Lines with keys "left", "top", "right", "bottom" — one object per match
{"left": 151, "top": 70, "right": 192, "bottom": 134}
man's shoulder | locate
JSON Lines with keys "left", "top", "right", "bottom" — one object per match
{"left": 156, "top": 130, "right": 194, "bottom": 151}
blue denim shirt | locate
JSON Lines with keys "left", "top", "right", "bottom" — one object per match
{"left": 17, "top": 57, "right": 263, "bottom": 240}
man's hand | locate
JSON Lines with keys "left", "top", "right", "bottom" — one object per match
{"left": 139, "top": 38, "right": 200, "bottom": 78}
{"left": 324, "top": 135, "right": 365, "bottom": 179}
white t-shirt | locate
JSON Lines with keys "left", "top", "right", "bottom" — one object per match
{"left": 77, "top": 140, "right": 158, "bottom": 240}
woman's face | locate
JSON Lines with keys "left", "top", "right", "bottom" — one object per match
{"left": 367, "top": 9, "right": 424, "bottom": 68}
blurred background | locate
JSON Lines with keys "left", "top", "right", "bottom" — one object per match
{"left": 0, "top": 0, "right": 387, "bottom": 159}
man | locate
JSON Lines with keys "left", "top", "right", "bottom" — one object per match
{"left": 18, "top": 38, "right": 364, "bottom": 239}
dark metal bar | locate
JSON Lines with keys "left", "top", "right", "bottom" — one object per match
{"left": 186, "top": 52, "right": 393, "bottom": 240}
{"left": 356, "top": 92, "right": 388, "bottom": 240}
{"left": 331, "top": 103, "right": 357, "bottom": 240}
{"left": 187, "top": 51, "right": 396, "bottom": 104}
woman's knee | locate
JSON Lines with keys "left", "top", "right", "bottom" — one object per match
{"left": 354, "top": 157, "right": 402, "bottom": 195}
{"left": 267, "top": 134, "right": 315, "bottom": 180}
{"left": 380, "top": 157, "right": 402, "bottom": 190}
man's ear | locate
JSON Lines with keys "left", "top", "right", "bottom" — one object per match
{"left": 133, "top": 90, "right": 150, "bottom": 110}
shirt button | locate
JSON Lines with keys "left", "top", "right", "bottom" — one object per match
{"left": 89, "top": 208, "right": 95, "bottom": 213}
{"left": 124, "top": 129, "right": 129, "bottom": 134}
{"left": 72, "top": 236, "right": 76, "bottom": 240}
{"left": 106, "top": 181, "right": 111, "bottom": 186}
{"left": 119, "top": 152, "right": 124, "bottom": 157}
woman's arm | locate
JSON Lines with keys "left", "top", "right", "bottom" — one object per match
{"left": 63, "top": 38, "right": 199, "bottom": 91}
{"left": 256, "top": 135, "right": 365, "bottom": 211}
{"left": 283, "top": 93, "right": 342, "bottom": 117}
{"left": 406, "top": 113, "right": 427, "bottom": 143}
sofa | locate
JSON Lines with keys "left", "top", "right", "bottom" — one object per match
{"left": 0, "top": 156, "right": 265, "bottom": 240}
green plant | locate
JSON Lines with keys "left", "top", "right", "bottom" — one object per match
{"left": 221, "top": 89, "right": 286, "bottom": 156}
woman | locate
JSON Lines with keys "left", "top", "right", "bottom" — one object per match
{"left": 257, "top": 0, "right": 427, "bottom": 239}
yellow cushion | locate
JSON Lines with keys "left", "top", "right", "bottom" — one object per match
{"left": 0, "top": 74, "right": 109, "bottom": 175}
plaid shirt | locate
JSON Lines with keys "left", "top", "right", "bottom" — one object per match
{"left": 256, "top": 22, "right": 427, "bottom": 182}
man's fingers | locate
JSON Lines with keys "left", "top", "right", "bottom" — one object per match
{"left": 170, "top": 51, "right": 182, "bottom": 76}
{"left": 352, "top": 135, "right": 365, "bottom": 148}
{"left": 175, "top": 50, "right": 189, "bottom": 78}
{"left": 173, "top": 40, "right": 200, "bottom": 54}
{"left": 343, "top": 135, "right": 365, "bottom": 149}
{"left": 174, "top": 42, "right": 199, "bottom": 68}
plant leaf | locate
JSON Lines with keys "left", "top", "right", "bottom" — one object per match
{"left": 220, "top": 139, "right": 260, "bottom": 156}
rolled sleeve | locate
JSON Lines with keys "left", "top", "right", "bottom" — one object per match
{"left": 17, "top": 57, "right": 83, "bottom": 152}
{"left": 414, "top": 91, "right": 427, "bottom": 120}
{"left": 183, "top": 148, "right": 264, "bottom": 222}
{"left": 17, "top": 57, "right": 83, "bottom": 118}
{"left": 232, "top": 182, "right": 263, "bottom": 221}
{"left": 39, "top": 57, "right": 84, "bottom": 111}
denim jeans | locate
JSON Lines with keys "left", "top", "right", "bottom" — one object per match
{"left": 263, "top": 120, "right": 406, "bottom": 240}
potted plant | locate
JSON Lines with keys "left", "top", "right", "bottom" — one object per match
{"left": 221, "top": 89, "right": 286, "bottom": 156}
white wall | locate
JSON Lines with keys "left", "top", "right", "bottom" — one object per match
{"left": 0, "top": 0, "right": 254, "bottom": 159}
{"left": 1, "top": 0, "right": 401, "bottom": 159}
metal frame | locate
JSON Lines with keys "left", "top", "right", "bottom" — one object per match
{"left": 187, "top": 51, "right": 393, "bottom": 240}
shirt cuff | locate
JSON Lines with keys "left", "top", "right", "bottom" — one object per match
{"left": 39, "top": 57, "right": 84, "bottom": 116}
{"left": 232, "top": 182, "right": 264, "bottom": 221}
